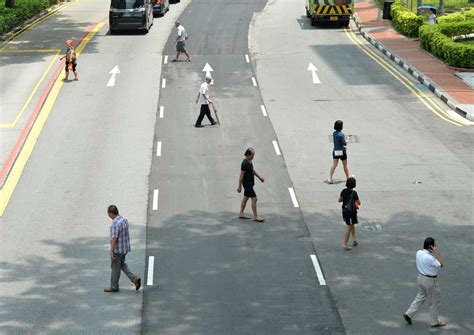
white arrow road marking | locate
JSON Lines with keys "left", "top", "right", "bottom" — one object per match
{"left": 288, "top": 187, "right": 299, "bottom": 207}
{"left": 307, "top": 62, "right": 321, "bottom": 84}
{"left": 310, "top": 255, "right": 326, "bottom": 285}
{"left": 147, "top": 256, "right": 155, "bottom": 286}
{"left": 106, "top": 65, "right": 120, "bottom": 87}
{"left": 202, "top": 62, "right": 214, "bottom": 78}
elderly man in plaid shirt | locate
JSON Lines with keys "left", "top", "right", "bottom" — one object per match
{"left": 104, "top": 205, "right": 141, "bottom": 293}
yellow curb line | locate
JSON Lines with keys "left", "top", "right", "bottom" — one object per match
{"left": 0, "top": 49, "right": 61, "bottom": 53}
{"left": 0, "top": 19, "right": 107, "bottom": 217}
{"left": 345, "top": 28, "right": 467, "bottom": 127}
{"left": 0, "top": 50, "right": 60, "bottom": 128}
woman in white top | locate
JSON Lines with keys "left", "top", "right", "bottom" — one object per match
{"left": 428, "top": 8, "right": 437, "bottom": 25}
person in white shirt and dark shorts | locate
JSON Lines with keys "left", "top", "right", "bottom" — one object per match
{"left": 404, "top": 237, "right": 447, "bottom": 328}
{"left": 173, "top": 21, "right": 191, "bottom": 62}
{"left": 194, "top": 76, "right": 217, "bottom": 127}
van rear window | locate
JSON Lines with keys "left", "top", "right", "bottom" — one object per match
{"left": 111, "top": 0, "right": 145, "bottom": 9}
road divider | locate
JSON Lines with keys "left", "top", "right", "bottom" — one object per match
{"left": 147, "top": 256, "right": 155, "bottom": 286}
{"left": 272, "top": 140, "right": 281, "bottom": 156}
{"left": 310, "top": 254, "right": 326, "bottom": 286}
{"left": 152, "top": 189, "right": 159, "bottom": 211}
{"left": 288, "top": 187, "right": 299, "bottom": 208}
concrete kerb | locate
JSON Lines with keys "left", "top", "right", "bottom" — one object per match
{"left": 352, "top": 14, "right": 474, "bottom": 121}
{"left": 0, "top": 0, "right": 72, "bottom": 43}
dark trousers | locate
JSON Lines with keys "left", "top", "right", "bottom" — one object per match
{"left": 195, "top": 104, "right": 215, "bottom": 126}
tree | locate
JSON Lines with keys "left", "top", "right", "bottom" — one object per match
{"left": 5, "top": 0, "right": 15, "bottom": 8}
{"left": 438, "top": 0, "right": 445, "bottom": 14}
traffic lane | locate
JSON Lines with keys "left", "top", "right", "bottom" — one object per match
{"left": 4, "top": 0, "right": 109, "bottom": 53}
{"left": 163, "top": 0, "right": 267, "bottom": 56}
{"left": 250, "top": 0, "right": 473, "bottom": 333}
{"left": 142, "top": 55, "right": 345, "bottom": 334}
{"left": 0, "top": 4, "right": 189, "bottom": 331}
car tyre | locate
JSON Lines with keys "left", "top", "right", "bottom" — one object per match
{"left": 310, "top": 18, "right": 317, "bottom": 26}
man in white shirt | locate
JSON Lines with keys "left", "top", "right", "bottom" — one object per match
{"left": 404, "top": 237, "right": 446, "bottom": 328}
{"left": 173, "top": 21, "right": 191, "bottom": 62}
{"left": 194, "top": 76, "right": 217, "bottom": 127}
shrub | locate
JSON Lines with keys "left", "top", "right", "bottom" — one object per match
{"left": 391, "top": 3, "right": 424, "bottom": 37}
{"left": 437, "top": 8, "right": 474, "bottom": 24}
{"left": 419, "top": 21, "right": 474, "bottom": 68}
{"left": 0, "top": 0, "right": 56, "bottom": 34}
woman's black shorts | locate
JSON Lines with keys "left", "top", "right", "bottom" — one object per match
{"left": 342, "top": 211, "right": 358, "bottom": 225}
{"left": 243, "top": 185, "right": 256, "bottom": 198}
{"left": 65, "top": 62, "right": 77, "bottom": 72}
{"left": 177, "top": 41, "right": 186, "bottom": 52}
{"left": 333, "top": 151, "right": 347, "bottom": 161}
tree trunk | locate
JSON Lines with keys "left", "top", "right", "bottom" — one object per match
{"left": 416, "top": 0, "right": 422, "bottom": 15}
{"left": 5, "top": 0, "right": 15, "bottom": 8}
{"left": 438, "top": 0, "right": 445, "bottom": 14}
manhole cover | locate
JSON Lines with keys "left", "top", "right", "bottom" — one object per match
{"left": 328, "top": 135, "right": 360, "bottom": 143}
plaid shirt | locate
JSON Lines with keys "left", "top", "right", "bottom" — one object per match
{"left": 110, "top": 215, "right": 131, "bottom": 254}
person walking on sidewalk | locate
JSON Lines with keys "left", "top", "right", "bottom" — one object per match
{"left": 172, "top": 20, "right": 191, "bottom": 62}
{"left": 104, "top": 205, "right": 141, "bottom": 293}
{"left": 60, "top": 39, "right": 78, "bottom": 81}
{"left": 194, "top": 76, "right": 217, "bottom": 127}
{"left": 329, "top": 120, "right": 350, "bottom": 184}
{"left": 338, "top": 177, "right": 360, "bottom": 250}
{"left": 403, "top": 237, "right": 447, "bottom": 328}
{"left": 237, "top": 148, "right": 265, "bottom": 222}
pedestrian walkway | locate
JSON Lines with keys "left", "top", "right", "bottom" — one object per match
{"left": 354, "top": 1, "right": 474, "bottom": 118}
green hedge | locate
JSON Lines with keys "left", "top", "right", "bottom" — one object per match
{"left": 391, "top": 3, "right": 424, "bottom": 37}
{"left": 419, "top": 20, "right": 474, "bottom": 68}
{"left": 0, "top": 1, "right": 58, "bottom": 35}
{"left": 438, "top": 8, "right": 474, "bottom": 23}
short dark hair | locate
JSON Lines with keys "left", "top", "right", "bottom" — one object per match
{"left": 244, "top": 148, "right": 254, "bottom": 156}
{"left": 334, "top": 120, "right": 343, "bottom": 131}
{"left": 346, "top": 177, "right": 356, "bottom": 189}
{"left": 107, "top": 205, "right": 119, "bottom": 215}
{"left": 423, "top": 237, "right": 435, "bottom": 250}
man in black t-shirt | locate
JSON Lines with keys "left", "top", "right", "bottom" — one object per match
{"left": 237, "top": 148, "right": 265, "bottom": 222}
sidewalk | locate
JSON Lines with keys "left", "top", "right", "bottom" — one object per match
{"left": 353, "top": 1, "right": 474, "bottom": 120}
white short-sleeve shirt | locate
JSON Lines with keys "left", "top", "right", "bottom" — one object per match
{"left": 416, "top": 249, "right": 441, "bottom": 276}
{"left": 177, "top": 25, "right": 186, "bottom": 42}
{"left": 199, "top": 82, "right": 209, "bottom": 105}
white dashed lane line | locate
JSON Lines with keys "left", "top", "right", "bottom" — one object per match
{"left": 156, "top": 141, "right": 162, "bottom": 157}
{"left": 252, "top": 77, "right": 257, "bottom": 87}
{"left": 162, "top": 78, "right": 166, "bottom": 88}
{"left": 272, "top": 140, "right": 281, "bottom": 156}
{"left": 164, "top": 55, "right": 168, "bottom": 64}
{"left": 310, "top": 254, "right": 326, "bottom": 286}
{"left": 152, "top": 189, "right": 159, "bottom": 211}
{"left": 147, "top": 256, "right": 155, "bottom": 286}
{"left": 245, "top": 54, "right": 250, "bottom": 63}
{"left": 260, "top": 105, "right": 267, "bottom": 116}
{"left": 288, "top": 187, "right": 299, "bottom": 208}
{"left": 159, "top": 106, "right": 164, "bottom": 118}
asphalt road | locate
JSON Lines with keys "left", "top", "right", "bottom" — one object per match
{"left": 251, "top": 0, "right": 474, "bottom": 334}
{"left": 142, "top": 0, "right": 345, "bottom": 334}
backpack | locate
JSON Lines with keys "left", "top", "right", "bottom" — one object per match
{"left": 343, "top": 190, "right": 356, "bottom": 215}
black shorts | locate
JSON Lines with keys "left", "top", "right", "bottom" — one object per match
{"left": 177, "top": 41, "right": 186, "bottom": 52}
{"left": 243, "top": 185, "right": 256, "bottom": 198}
{"left": 65, "top": 62, "right": 77, "bottom": 72}
{"left": 333, "top": 151, "right": 347, "bottom": 161}
{"left": 342, "top": 210, "right": 358, "bottom": 225}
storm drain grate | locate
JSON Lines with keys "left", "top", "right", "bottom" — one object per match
{"left": 328, "top": 135, "right": 360, "bottom": 143}
{"left": 361, "top": 219, "right": 383, "bottom": 232}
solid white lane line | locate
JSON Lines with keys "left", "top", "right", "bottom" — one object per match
{"left": 164, "top": 55, "right": 168, "bottom": 64}
{"left": 162, "top": 78, "right": 166, "bottom": 88}
{"left": 152, "top": 189, "right": 159, "bottom": 211}
{"left": 272, "top": 140, "right": 281, "bottom": 156}
{"left": 252, "top": 77, "right": 257, "bottom": 86}
{"left": 147, "top": 256, "right": 155, "bottom": 286}
{"left": 159, "top": 106, "right": 164, "bottom": 118}
{"left": 260, "top": 105, "right": 267, "bottom": 116}
{"left": 156, "top": 141, "right": 162, "bottom": 157}
{"left": 245, "top": 54, "right": 250, "bottom": 63}
{"left": 310, "top": 254, "right": 326, "bottom": 286}
{"left": 288, "top": 187, "right": 299, "bottom": 208}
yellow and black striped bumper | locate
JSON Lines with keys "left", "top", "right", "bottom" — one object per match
{"left": 312, "top": 5, "right": 352, "bottom": 15}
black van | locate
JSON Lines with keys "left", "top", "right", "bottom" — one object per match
{"left": 109, "top": 0, "right": 154, "bottom": 34}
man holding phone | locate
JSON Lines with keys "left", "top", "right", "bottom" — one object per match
{"left": 403, "top": 237, "right": 446, "bottom": 327}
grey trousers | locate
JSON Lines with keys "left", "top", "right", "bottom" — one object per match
{"left": 111, "top": 253, "right": 137, "bottom": 290}
{"left": 405, "top": 274, "right": 441, "bottom": 325}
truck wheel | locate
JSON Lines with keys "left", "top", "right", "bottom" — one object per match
{"left": 341, "top": 19, "right": 350, "bottom": 28}
{"left": 311, "top": 18, "right": 317, "bottom": 26}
